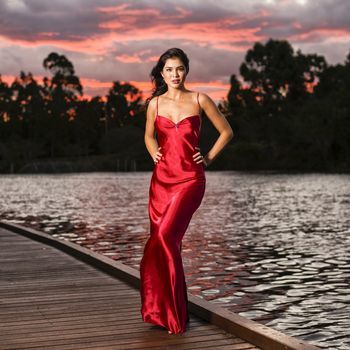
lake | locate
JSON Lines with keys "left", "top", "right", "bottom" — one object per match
{"left": 1, "top": 171, "right": 349, "bottom": 349}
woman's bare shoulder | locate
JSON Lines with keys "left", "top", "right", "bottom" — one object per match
{"left": 195, "top": 91, "right": 211, "bottom": 106}
{"left": 147, "top": 95, "right": 158, "bottom": 112}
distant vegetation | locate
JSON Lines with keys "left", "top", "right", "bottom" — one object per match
{"left": 1, "top": 39, "right": 350, "bottom": 173}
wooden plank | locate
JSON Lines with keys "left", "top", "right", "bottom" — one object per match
{"left": 0, "top": 222, "right": 321, "bottom": 350}
{"left": 0, "top": 224, "right": 256, "bottom": 350}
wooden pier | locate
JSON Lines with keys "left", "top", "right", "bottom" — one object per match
{"left": 0, "top": 222, "right": 320, "bottom": 350}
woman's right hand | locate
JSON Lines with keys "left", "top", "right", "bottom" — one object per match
{"left": 153, "top": 147, "right": 162, "bottom": 164}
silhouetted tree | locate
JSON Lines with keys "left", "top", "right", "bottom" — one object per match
{"left": 105, "top": 81, "right": 142, "bottom": 129}
{"left": 240, "top": 39, "right": 326, "bottom": 107}
{"left": 225, "top": 39, "right": 350, "bottom": 171}
{"left": 42, "top": 52, "right": 83, "bottom": 157}
{"left": 0, "top": 75, "right": 12, "bottom": 123}
{"left": 69, "top": 96, "right": 104, "bottom": 156}
{"left": 0, "top": 75, "right": 13, "bottom": 141}
{"left": 311, "top": 49, "right": 350, "bottom": 168}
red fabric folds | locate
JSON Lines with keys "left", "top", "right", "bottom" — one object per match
{"left": 140, "top": 97, "right": 206, "bottom": 334}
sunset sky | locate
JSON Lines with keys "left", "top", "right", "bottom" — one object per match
{"left": 0, "top": 0, "right": 349, "bottom": 102}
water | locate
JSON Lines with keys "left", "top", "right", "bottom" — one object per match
{"left": 0, "top": 172, "right": 349, "bottom": 349}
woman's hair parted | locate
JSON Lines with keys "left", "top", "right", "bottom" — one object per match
{"left": 143, "top": 48, "right": 189, "bottom": 111}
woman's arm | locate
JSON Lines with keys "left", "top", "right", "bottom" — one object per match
{"left": 199, "top": 92, "right": 234, "bottom": 168}
{"left": 144, "top": 97, "right": 163, "bottom": 164}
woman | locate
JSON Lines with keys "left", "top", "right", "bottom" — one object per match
{"left": 140, "top": 47, "right": 234, "bottom": 334}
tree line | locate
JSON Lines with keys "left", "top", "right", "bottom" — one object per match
{"left": 0, "top": 39, "right": 349, "bottom": 172}
{"left": 225, "top": 39, "right": 350, "bottom": 171}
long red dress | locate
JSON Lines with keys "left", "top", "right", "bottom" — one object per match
{"left": 140, "top": 92, "right": 206, "bottom": 334}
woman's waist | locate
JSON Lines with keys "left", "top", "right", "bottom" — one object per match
{"left": 158, "top": 144, "right": 201, "bottom": 158}
{"left": 156, "top": 153, "right": 204, "bottom": 168}
{"left": 153, "top": 164, "right": 205, "bottom": 184}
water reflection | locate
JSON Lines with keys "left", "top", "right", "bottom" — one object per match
{"left": 1, "top": 172, "right": 349, "bottom": 349}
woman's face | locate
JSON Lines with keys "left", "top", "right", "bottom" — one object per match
{"left": 161, "top": 57, "right": 187, "bottom": 89}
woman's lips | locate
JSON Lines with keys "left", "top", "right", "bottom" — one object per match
{"left": 172, "top": 80, "right": 180, "bottom": 83}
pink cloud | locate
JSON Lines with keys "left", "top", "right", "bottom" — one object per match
{"left": 0, "top": 34, "right": 112, "bottom": 55}
{"left": 290, "top": 27, "right": 350, "bottom": 43}
{"left": 115, "top": 55, "right": 142, "bottom": 63}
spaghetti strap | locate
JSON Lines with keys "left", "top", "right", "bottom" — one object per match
{"left": 156, "top": 96, "right": 159, "bottom": 116}
{"left": 197, "top": 92, "right": 201, "bottom": 113}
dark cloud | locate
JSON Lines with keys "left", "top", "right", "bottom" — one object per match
{"left": 252, "top": 0, "right": 350, "bottom": 41}
{"left": 0, "top": 0, "right": 113, "bottom": 40}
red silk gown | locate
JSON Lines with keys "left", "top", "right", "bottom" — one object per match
{"left": 140, "top": 92, "right": 206, "bottom": 334}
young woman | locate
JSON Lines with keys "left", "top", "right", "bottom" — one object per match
{"left": 140, "top": 48, "right": 234, "bottom": 334}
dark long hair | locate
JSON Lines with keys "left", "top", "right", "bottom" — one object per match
{"left": 143, "top": 48, "right": 189, "bottom": 110}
